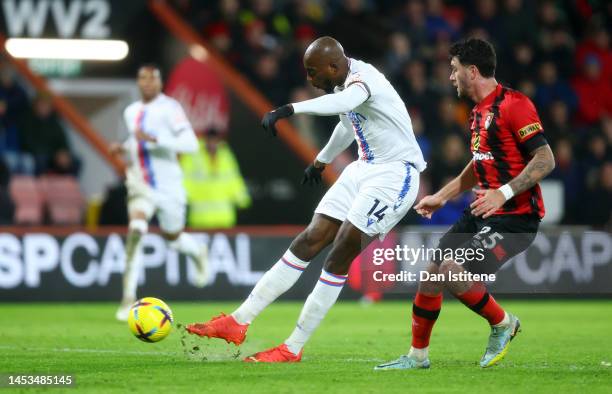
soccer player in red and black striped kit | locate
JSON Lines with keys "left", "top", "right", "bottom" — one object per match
{"left": 376, "top": 38, "right": 556, "bottom": 370}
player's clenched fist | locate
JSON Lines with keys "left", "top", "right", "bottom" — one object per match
{"left": 414, "top": 195, "right": 446, "bottom": 219}
{"left": 301, "top": 163, "right": 325, "bottom": 185}
{"left": 262, "top": 104, "right": 294, "bottom": 136}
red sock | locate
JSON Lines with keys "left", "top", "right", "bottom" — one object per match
{"left": 455, "top": 282, "right": 505, "bottom": 325}
{"left": 411, "top": 292, "right": 442, "bottom": 348}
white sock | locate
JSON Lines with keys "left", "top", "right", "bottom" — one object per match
{"left": 408, "top": 346, "right": 429, "bottom": 361}
{"left": 123, "top": 231, "right": 143, "bottom": 301}
{"left": 493, "top": 311, "right": 510, "bottom": 327}
{"left": 168, "top": 232, "right": 201, "bottom": 261}
{"left": 232, "top": 249, "right": 309, "bottom": 325}
{"left": 284, "top": 269, "right": 348, "bottom": 355}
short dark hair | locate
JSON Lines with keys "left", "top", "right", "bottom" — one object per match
{"left": 449, "top": 38, "right": 496, "bottom": 78}
{"left": 138, "top": 63, "right": 162, "bottom": 76}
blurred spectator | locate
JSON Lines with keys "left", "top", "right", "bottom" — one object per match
{"left": 397, "top": 59, "right": 439, "bottom": 127}
{"left": 0, "top": 61, "right": 34, "bottom": 174}
{"left": 385, "top": 32, "right": 413, "bottom": 78}
{"left": 534, "top": 60, "right": 577, "bottom": 112}
{"left": 549, "top": 138, "right": 583, "bottom": 223}
{"left": 0, "top": 61, "right": 28, "bottom": 152}
{"left": 250, "top": 52, "right": 288, "bottom": 106}
{"left": 575, "top": 23, "right": 612, "bottom": 84}
{"left": 436, "top": 95, "right": 466, "bottom": 144}
{"left": 240, "top": 18, "right": 280, "bottom": 72}
{"left": 180, "top": 129, "right": 251, "bottom": 229}
{"left": 286, "top": 0, "right": 327, "bottom": 27}
{"left": 581, "top": 132, "right": 611, "bottom": 192}
{"left": 326, "top": 0, "right": 389, "bottom": 61}
{"left": 205, "top": 22, "right": 236, "bottom": 58}
{"left": 241, "top": 0, "right": 291, "bottom": 39}
{"left": 540, "top": 24, "right": 575, "bottom": 79}
{"left": 429, "top": 133, "right": 469, "bottom": 191}
{"left": 466, "top": 0, "right": 502, "bottom": 44}
{"left": 499, "top": 0, "right": 538, "bottom": 53}
{"left": 429, "top": 60, "right": 453, "bottom": 96}
{"left": 0, "top": 157, "right": 14, "bottom": 224}
{"left": 395, "top": 0, "right": 429, "bottom": 54}
{"left": 425, "top": 0, "right": 457, "bottom": 42}
{"left": 18, "top": 93, "right": 80, "bottom": 175}
{"left": 571, "top": 54, "right": 612, "bottom": 127}
{"left": 516, "top": 78, "right": 536, "bottom": 99}
{"left": 582, "top": 161, "right": 612, "bottom": 229}
{"left": 502, "top": 41, "right": 535, "bottom": 86}
{"left": 543, "top": 100, "right": 574, "bottom": 146}
{"left": 538, "top": 0, "right": 568, "bottom": 28}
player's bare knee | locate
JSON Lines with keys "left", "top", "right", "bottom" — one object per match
{"left": 419, "top": 263, "right": 444, "bottom": 294}
{"left": 162, "top": 232, "right": 180, "bottom": 242}
{"left": 438, "top": 259, "right": 456, "bottom": 277}
{"left": 291, "top": 224, "right": 332, "bottom": 257}
{"left": 324, "top": 236, "right": 361, "bottom": 275}
{"left": 128, "top": 218, "right": 148, "bottom": 236}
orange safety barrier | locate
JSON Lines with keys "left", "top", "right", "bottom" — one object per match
{"left": 147, "top": 0, "right": 338, "bottom": 185}
{"left": 0, "top": 33, "right": 125, "bottom": 175}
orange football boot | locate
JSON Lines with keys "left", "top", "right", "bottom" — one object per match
{"left": 186, "top": 313, "right": 248, "bottom": 346}
{"left": 244, "top": 344, "right": 302, "bottom": 363}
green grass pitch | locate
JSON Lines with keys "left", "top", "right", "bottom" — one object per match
{"left": 1, "top": 300, "right": 611, "bottom": 393}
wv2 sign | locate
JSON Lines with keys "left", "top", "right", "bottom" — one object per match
{"left": 2, "top": 0, "right": 111, "bottom": 38}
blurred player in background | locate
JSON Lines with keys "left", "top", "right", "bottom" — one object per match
{"left": 376, "top": 38, "right": 556, "bottom": 370}
{"left": 187, "top": 36, "right": 426, "bottom": 362}
{"left": 110, "top": 64, "right": 208, "bottom": 321}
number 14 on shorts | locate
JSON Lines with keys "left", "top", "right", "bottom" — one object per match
{"left": 367, "top": 199, "right": 388, "bottom": 226}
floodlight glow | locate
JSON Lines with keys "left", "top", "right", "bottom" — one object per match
{"left": 5, "top": 38, "right": 129, "bottom": 61}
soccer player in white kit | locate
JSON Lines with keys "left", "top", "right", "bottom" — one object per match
{"left": 111, "top": 65, "right": 208, "bottom": 321}
{"left": 187, "top": 37, "right": 426, "bottom": 362}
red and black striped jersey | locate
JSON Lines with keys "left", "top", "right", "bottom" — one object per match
{"left": 469, "top": 84, "right": 547, "bottom": 218}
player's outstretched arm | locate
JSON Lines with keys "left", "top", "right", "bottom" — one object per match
{"left": 471, "top": 144, "right": 555, "bottom": 218}
{"left": 292, "top": 84, "right": 368, "bottom": 116}
{"left": 261, "top": 84, "right": 369, "bottom": 136}
{"left": 415, "top": 161, "right": 477, "bottom": 218}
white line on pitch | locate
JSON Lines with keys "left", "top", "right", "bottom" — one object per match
{"left": 0, "top": 345, "right": 179, "bottom": 357}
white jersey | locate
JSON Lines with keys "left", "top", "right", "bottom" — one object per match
{"left": 337, "top": 59, "right": 425, "bottom": 169}
{"left": 293, "top": 58, "right": 426, "bottom": 171}
{"left": 123, "top": 93, "right": 198, "bottom": 199}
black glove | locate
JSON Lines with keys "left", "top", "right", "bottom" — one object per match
{"left": 262, "top": 104, "right": 294, "bottom": 136}
{"left": 301, "top": 163, "right": 324, "bottom": 186}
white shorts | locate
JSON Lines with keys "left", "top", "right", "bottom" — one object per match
{"left": 126, "top": 172, "right": 186, "bottom": 234}
{"left": 315, "top": 160, "right": 419, "bottom": 238}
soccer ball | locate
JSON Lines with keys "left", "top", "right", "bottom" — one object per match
{"left": 127, "top": 297, "right": 174, "bottom": 343}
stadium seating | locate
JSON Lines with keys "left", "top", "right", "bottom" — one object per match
{"left": 9, "top": 175, "right": 44, "bottom": 225}
{"left": 38, "top": 175, "right": 85, "bottom": 225}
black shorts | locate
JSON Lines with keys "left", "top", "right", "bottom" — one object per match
{"left": 433, "top": 209, "right": 540, "bottom": 274}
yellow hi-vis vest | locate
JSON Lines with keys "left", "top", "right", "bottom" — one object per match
{"left": 180, "top": 140, "right": 251, "bottom": 228}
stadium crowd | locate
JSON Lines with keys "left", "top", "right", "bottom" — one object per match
{"left": 0, "top": 0, "right": 610, "bottom": 228}
{"left": 179, "top": 0, "right": 611, "bottom": 227}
